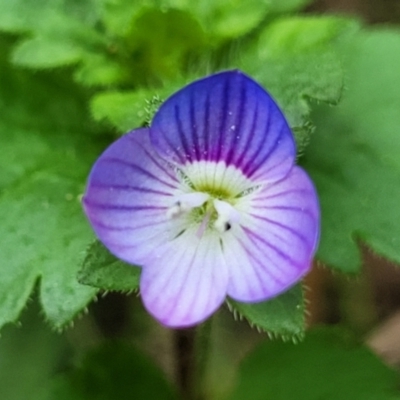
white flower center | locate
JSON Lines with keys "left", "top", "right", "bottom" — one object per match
{"left": 166, "top": 161, "right": 258, "bottom": 235}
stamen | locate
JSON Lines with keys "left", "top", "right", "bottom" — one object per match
{"left": 167, "top": 192, "right": 210, "bottom": 219}
{"left": 213, "top": 199, "right": 240, "bottom": 233}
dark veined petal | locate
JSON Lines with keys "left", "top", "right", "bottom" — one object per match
{"left": 83, "top": 128, "right": 184, "bottom": 266}
{"left": 150, "top": 70, "right": 295, "bottom": 183}
{"left": 140, "top": 228, "right": 229, "bottom": 328}
{"left": 224, "top": 167, "right": 319, "bottom": 302}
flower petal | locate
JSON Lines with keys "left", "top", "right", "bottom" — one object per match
{"left": 225, "top": 167, "right": 319, "bottom": 302}
{"left": 151, "top": 70, "right": 295, "bottom": 182}
{"left": 140, "top": 228, "right": 229, "bottom": 328}
{"left": 83, "top": 128, "right": 184, "bottom": 265}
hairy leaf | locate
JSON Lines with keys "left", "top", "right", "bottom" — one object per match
{"left": 227, "top": 284, "right": 305, "bottom": 339}
{"left": 78, "top": 240, "right": 141, "bottom": 292}
{"left": 91, "top": 80, "right": 183, "bottom": 132}
{"left": 304, "top": 29, "right": 400, "bottom": 272}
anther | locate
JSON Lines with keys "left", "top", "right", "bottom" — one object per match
{"left": 213, "top": 199, "right": 240, "bottom": 233}
{"left": 166, "top": 192, "right": 209, "bottom": 219}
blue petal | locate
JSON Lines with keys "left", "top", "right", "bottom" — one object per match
{"left": 151, "top": 70, "right": 296, "bottom": 182}
{"left": 83, "top": 128, "right": 183, "bottom": 266}
{"left": 224, "top": 167, "right": 319, "bottom": 301}
{"left": 140, "top": 228, "right": 229, "bottom": 328}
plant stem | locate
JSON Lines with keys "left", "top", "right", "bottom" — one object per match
{"left": 173, "top": 318, "right": 213, "bottom": 400}
{"left": 174, "top": 327, "right": 196, "bottom": 400}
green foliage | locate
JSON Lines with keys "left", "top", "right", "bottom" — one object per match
{"left": 0, "top": 0, "right": 105, "bottom": 71}
{"left": 0, "top": 0, "right": 206, "bottom": 88}
{"left": 78, "top": 240, "right": 141, "bottom": 292}
{"left": 1, "top": 0, "right": 398, "bottom": 337}
{"left": 0, "top": 38, "right": 103, "bottom": 330}
{"left": 240, "top": 16, "right": 353, "bottom": 153}
{"left": 187, "top": 0, "right": 270, "bottom": 40}
{"left": 125, "top": 8, "right": 206, "bottom": 82}
{"left": 0, "top": 302, "right": 70, "bottom": 400}
{"left": 90, "top": 80, "right": 183, "bottom": 132}
{"left": 97, "top": 0, "right": 143, "bottom": 37}
{"left": 228, "top": 284, "right": 305, "bottom": 340}
{"left": 168, "top": 0, "right": 313, "bottom": 40}
{"left": 267, "top": 0, "right": 313, "bottom": 14}
{"left": 229, "top": 328, "right": 400, "bottom": 400}
{"left": 43, "top": 342, "right": 178, "bottom": 400}
{"left": 12, "top": 37, "right": 83, "bottom": 68}
{"left": 304, "top": 29, "right": 400, "bottom": 272}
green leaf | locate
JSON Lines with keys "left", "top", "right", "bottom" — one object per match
{"left": 0, "top": 0, "right": 117, "bottom": 89}
{"left": 0, "top": 0, "right": 100, "bottom": 34}
{"left": 78, "top": 240, "right": 141, "bottom": 292}
{"left": 229, "top": 328, "right": 400, "bottom": 400}
{"left": 257, "top": 16, "right": 351, "bottom": 57}
{"left": 91, "top": 81, "right": 182, "bottom": 132}
{"left": 43, "top": 342, "right": 178, "bottom": 400}
{"left": 169, "top": 0, "right": 313, "bottom": 40}
{"left": 303, "top": 29, "right": 400, "bottom": 272}
{"left": 227, "top": 284, "right": 305, "bottom": 339}
{"left": 73, "top": 53, "right": 128, "bottom": 87}
{"left": 200, "top": 0, "right": 270, "bottom": 39}
{"left": 12, "top": 37, "right": 83, "bottom": 68}
{"left": 97, "top": 0, "right": 143, "bottom": 37}
{"left": 0, "top": 37, "right": 103, "bottom": 330}
{"left": 0, "top": 142, "right": 97, "bottom": 329}
{"left": 168, "top": 0, "right": 269, "bottom": 40}
{"left": 91, "top": 90, "right": 153, "bottom": 132}
{"left": 239, "top": 16, "right": 352, "bottom": 153}
{"left": 125, "top": 8, "right": 206, "bottom": 83}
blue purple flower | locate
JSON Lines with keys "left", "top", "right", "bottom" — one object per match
{"left": 83, "top": 71, "right": 319, "bottom": 328}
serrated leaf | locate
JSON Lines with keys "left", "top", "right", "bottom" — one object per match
{"left": 0, "top": 37, "right": 103, "bottom": 330}
{"left": 78, "top": 240, "right": 141, "bottom": 292}
{"left": 227, "top": 284, "right": 305, "bottom": 339}
{"left": 0, "top": 143, "right": 97, "bottom": 329}
{"left": 229, "top": 328, "right": 400, "bottom": 400}
{"left": 42, "top": 342, "right": 178, "bottom": 400}
{"left": 239, "top": 16, "right": 352, "bottom": 153}
{"left": 303, "top": 29, "right": 400, "bottom": 272}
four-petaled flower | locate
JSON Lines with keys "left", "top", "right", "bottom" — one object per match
{"left": 83, "top": 70, "right": 319, "bottom": 328}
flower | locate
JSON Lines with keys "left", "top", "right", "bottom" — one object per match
{"left": 83, "top": 70, "right": 319, "bottom": 328}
